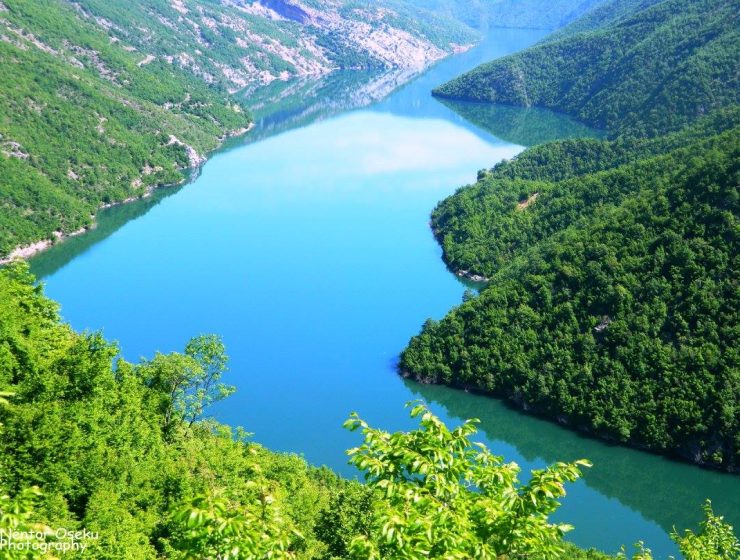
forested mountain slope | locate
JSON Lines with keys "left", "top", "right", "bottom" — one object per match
{"left": 0, "top": 0, "right": 250, "bottom": 260}
{"left": 544, "top": 0, "right": 664, "bottom": 39}
{"left": 431, "top": 109, "right": 739, "bottom": 276}
{"left": 434, "top": 0, "right": 740, "bottom": 136}
{"left": 482, "top": 0, "right": 606, "bottom": 30}
{"left": 401, "top": 115, "right": 739, "bottom": 470}
{"left": 0, "top": 0, "right": 473, "bottom": 261}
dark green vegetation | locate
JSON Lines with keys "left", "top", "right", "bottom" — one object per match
{"left": 1, "top": 263, "right": 736, "bottom": 558}
{"left": 402, "top": 112, "right": 739, "bottom": 469}
{"left": 545, "top": 0, "right": 664, "bottom": 38}
{"left": 434, "top": 0, "right": 740, "bottom": 136}
{"left": 401, "top": 0, "right": 740, "bottom": 472}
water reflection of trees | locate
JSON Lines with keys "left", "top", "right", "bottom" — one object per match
{"left": 439, "top": 99, "right": 606, "bottom": 146}
{"left": 405, "top": 379, "right": 740, "bottom": 537}
{"left": 30, "top": 184, "right": 184, "bottom": 279}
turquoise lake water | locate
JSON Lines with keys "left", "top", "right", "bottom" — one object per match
{"left": 30, "top": 29, "right": 738, "bottom": 558}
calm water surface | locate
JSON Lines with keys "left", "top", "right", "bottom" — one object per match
{"left": 31, "top": 29, "right": 738, "bottom": 558}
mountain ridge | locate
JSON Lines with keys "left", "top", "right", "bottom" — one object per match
{"left": 433, "top": 0, "right": 740, "bottom": 136}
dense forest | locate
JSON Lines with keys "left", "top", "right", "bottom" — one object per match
{"left": 401, "top": 0, "right": 740, "bottom": 472}
{"left": 0, "top": 263, "right": 735, "bottom": 559}
{"left": 433, "top": 0, "right": 740, "bottom": 136}
{"left": 402, "top": 116, "right": 739, "bottom": 470}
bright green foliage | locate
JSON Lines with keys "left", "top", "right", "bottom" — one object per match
{"left": 0, "top": 392, "right": 48, "bottom": 560}
{"left": 0, "top": 262, "right": 357, "bottom": 559}
{"left": 0, "top": 486, "right": 46, "bottom": 560}
{"left": 169, "top": 491, "right": 297, "bottom": 560}
{"left": 401, "top": 114, "right": 740, "bottom": 469}
{"left": 312, "top": 484, "right": 374, "bottom": 560}
{"left": 670, "top": 501, "right": 740, "bottom": 560}
{"left": 434, "top": 0, "right": 740, "bottom": 136}
{"left": 139, "top": 334, "right": 235, "bottom": 435}
{"left": 344, "top": 403, "right": 591, "bottom": 559}
{"left": 616, "top": 502, "right": 739, "bottom": 559}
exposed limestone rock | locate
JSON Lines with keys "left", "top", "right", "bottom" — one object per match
{"left": 0, "top": 240, "right": 52, "bottom": 264}
{"left": 167, "top": 135, "right": 206, "bottom": 168}
{"left": 1, "top": 140, "right": 29, "bottom": 159}
{"left": 64, "top": 41, "right": 120, "bottom": 82}
{"left": 171, "top": 0, "right": 188, "bottom": 15}
{"left": 137, "top": 54, "right": 155, "bottom": 66}
{"left": 2, "top": 21, "right": 58, "bottom": 55}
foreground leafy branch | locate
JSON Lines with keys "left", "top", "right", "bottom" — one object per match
{"left": 344, "top": 403, "right": 590, "bottom": 559}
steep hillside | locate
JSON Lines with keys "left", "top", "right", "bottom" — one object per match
{"left": 544, "top": 0, "right": 663, "bottom": 39}
{"left": 0, "top": 0, "right": 475, "bottom": 261}
{"left": 72, "top": 0, "right": 477, "bottom": 93}
{"left": 430, "top": 109, "right": 738, "bottom": 276}
{"left": 401, "top": 112, "right": 740, "bottom": 470}
{"left": 483, "top": 0, "right": 606, "bottom": 29}
{"left": 434, "top": 0, "right": 740, "bottom": 136}
{"left": 0, "top": 0, "right": 250, "bottom": 260}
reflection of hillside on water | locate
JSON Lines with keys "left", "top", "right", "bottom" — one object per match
{"left": 242, "top": 68, "right": 421, "bottom": 141}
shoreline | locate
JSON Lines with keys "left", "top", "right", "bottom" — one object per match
{"left": 0, "top": 122, "right": 255, "bottom": 266}
{"left": 0, "top": 39, "right": 469, "bottom": 267}
{"left": 400, "top": 370, "right": 737, "bottom": 474}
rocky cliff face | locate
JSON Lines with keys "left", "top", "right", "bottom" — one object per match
{"left": 67, "top": 0, "right": 476, "bottom": 93}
